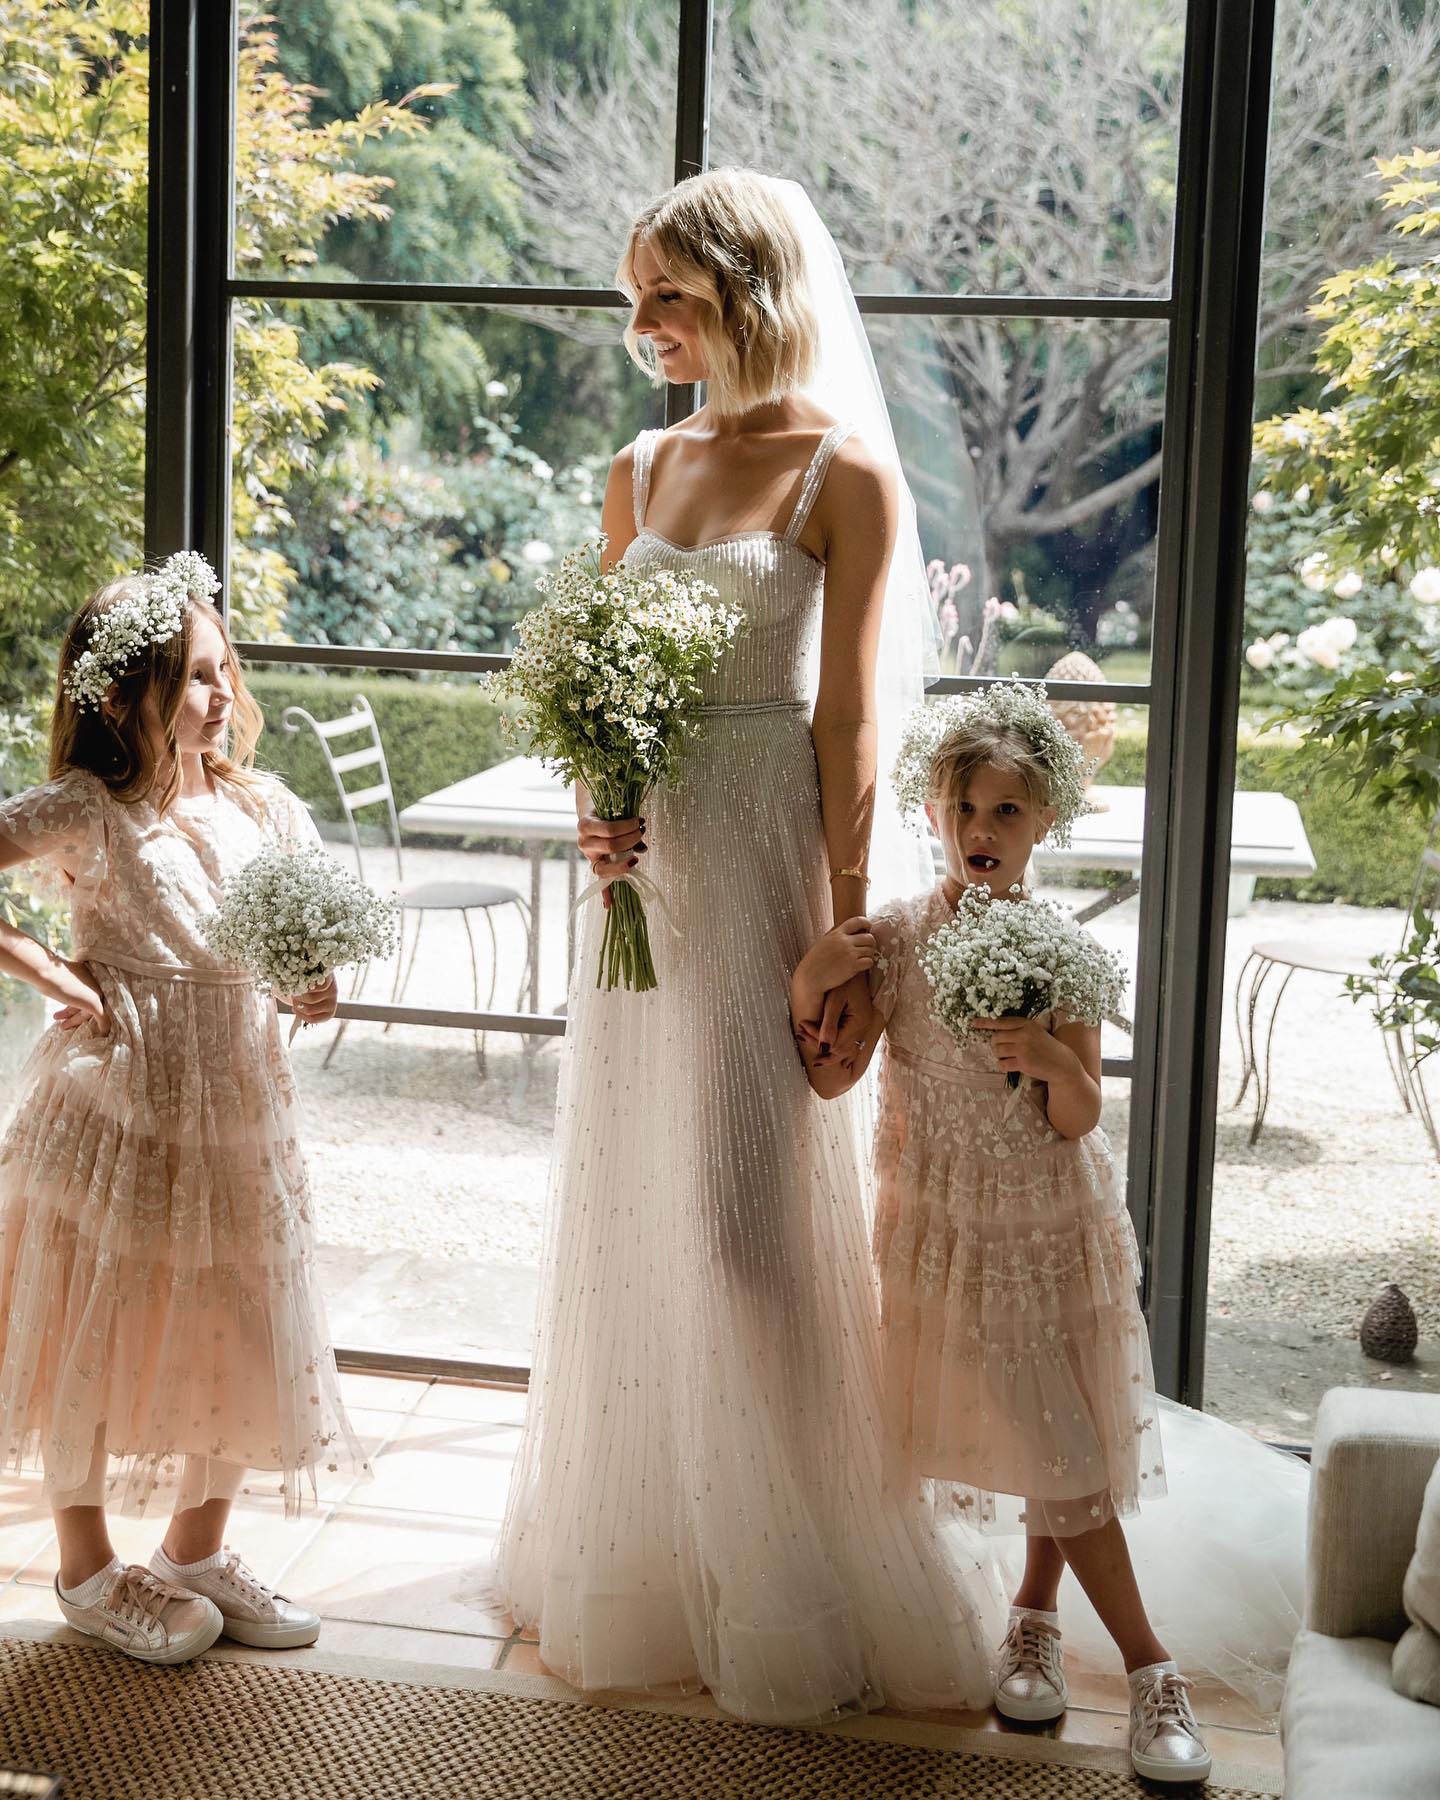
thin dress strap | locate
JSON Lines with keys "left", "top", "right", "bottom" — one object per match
{"left": 782, "top": 421, "right": 855, "bottom": 543}
{"left": 631, "top": 429, "right": 661, "bottom": 533}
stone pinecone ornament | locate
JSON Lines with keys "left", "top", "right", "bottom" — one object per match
{"left": 1044, "top": 650, "right": 1117, "bottom": 783}
{"left": 1360, "top": 1283, "right": 1419, "bottom": 1364}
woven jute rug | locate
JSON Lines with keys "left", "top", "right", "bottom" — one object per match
{"left": 0, "top": 1627, "right": 1281, "bottom": 1799}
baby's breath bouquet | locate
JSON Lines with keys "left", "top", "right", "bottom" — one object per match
{"left": 920, "top": 885, "right": 1125, "bottom": 1088}
{"left": 486, "top": 536, "right": 743, "bottom": 992}
{"left": 203, "top": 842, "right": 400, "bottom": 1041}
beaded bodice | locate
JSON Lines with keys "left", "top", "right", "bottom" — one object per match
{"left": 620, "top": 422, "right": 854, "bottom": 709}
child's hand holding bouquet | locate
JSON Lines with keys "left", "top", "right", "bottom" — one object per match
{"left": 920, "top": 885, "right": 1125, "bottom": 1089}
{"left": 203, "top": 841, "right": 400, "bottom": 1042}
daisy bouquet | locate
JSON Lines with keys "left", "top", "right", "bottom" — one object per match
{"left": 203, "top": 842, "right": 400, "bottom": 1041}
{"left": 919, "top": 885, "right": 1126, "bottom": 1088}
{"left": 486, "top": 535, "right": 742, "bottom": 992}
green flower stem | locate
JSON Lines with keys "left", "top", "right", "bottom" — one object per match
{"left": 592, "top": 781, "right": 657, "bottom": 993}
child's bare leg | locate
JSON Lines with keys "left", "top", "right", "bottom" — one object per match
{"left": 1058, "top": 1517, "right": 1169, "bottom": 1672}
{"left": 161, "top": 1458, "right": 244, "bottom": 1564}
{"left": 49, "top": 1428, "right": 117, "bottom": 1588}
{"left": 1011, "top": 1532, "right": 1066, "bottom": 1612}
{"left": 53, "top": 1505, "right": 118, "bottom": 1591}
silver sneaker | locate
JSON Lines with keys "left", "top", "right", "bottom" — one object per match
{"left": 150, "top": 1547, "right": 321, "bottom": 1649}
{"left": 55, "top": 1564, "right": 223, "bottom": 1666}
{"left": 1128, "top": 1663, "right": 1213, "bottom": 1784}
{"left": 994, "top": 1609, "right": 1068, "bottom": 1722}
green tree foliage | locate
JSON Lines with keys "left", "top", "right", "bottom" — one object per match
{"left": 231, "top": 15, "right": 444, "bottom": 636}
{"left": 1255, "top": 149, "right": 1440, "bottom": 821}
{"left": 265, "top": 0, "right": 530, "bottom": 447}
{"left": 0, "top": 3, "right": 439, "bottom": 689}
{"left": 0, "top": 0, "right": 149, "bottom": 701}
{"left": 1255, "top": 148, "right": 1440, "bottom": 574}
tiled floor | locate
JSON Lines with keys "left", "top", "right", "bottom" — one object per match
{"left": 0, "top": 1372, "right": 1282, "bottom": 1779}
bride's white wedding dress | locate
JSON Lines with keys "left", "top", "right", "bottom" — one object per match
{"left": 493, "top": 422, "right": 1004, "bottom": 1724}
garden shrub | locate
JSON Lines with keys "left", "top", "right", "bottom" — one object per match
{"left": 246, "top": 668, "right": 512, "bottom": 822}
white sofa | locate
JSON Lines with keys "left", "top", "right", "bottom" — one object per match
{"left": 1282, "top": 1387, "right": 1440, "bottom": 1799}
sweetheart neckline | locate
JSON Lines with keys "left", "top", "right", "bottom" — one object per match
{"left": 634, "top": 526, "right": 821, "bottom": 565}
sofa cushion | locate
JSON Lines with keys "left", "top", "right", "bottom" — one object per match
{"left": 1394, "top": 1454, "right": 1440, "bottom": 1705}
{"left": 1284, "top": 1629, "right": 1440, "bottom": 1800}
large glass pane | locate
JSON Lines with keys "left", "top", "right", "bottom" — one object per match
{"left": 237, "top": 2, "right": 677, "bottom": 289}
{"left": 228, "top": 301, "right": 662, "bottom": 650}
{"left": 1205, "top": 0, "right": 1440, "bottom": 1438}
{"left": 709, "top": 0, "right": 1185, "bottom": 301}
{"left": 297, "top": 1017, "right": 556, "bottom": 1366}
{"left": 875, "top": 319, "right": 1165, "bottom": 683}
{"left": 1, "top": 3, "right": 149, "bottom": 1074}
{"left": 225, "top": 658, "right": 582, "bottom": 1367}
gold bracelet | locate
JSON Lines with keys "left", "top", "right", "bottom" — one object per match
{"left": 830, "top": 866, "right": 869, "bottom": 885}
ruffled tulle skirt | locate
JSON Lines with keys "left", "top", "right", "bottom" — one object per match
{"left": 0, "top": 960, "right": 366, "bottom": 1516}
{"left": 874, "top": 1060, "right": 1162, "bottom": 1536}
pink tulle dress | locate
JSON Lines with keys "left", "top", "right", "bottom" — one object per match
{"left": 869, "top": 886, "right": 1165, "bottom": 1537}
{"left": 0, "top": 766, "right": 365, "bottom": 1516}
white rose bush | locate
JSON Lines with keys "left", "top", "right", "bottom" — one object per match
{"left": 920, "top": 885, "right": 1126, "bottom": 1091}
{"left": 203, "top": 842, "right": 400, "bottom": 1041}
{"left": 486, "top": 536, "right": 743, "bottom": 992}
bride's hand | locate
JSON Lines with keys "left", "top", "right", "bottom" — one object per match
{"left": 578, "top": 812, "right": 646, "bottom": 913}
{"left": 793, "top": 920, "right": 876, "bottom": 1045}
{"left": 814, "top": 972, "right": 875, "bottom": 1065}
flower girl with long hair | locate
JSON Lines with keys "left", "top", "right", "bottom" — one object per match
{"left": 0, "top": 556, "right": 364, "bottom": 1665}
{"left": 790, "top": 684, "right": 1214, "bottom": 1784}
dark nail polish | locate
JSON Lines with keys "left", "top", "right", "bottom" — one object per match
{"left": 636, "top": 840, "right": 647, "bottom": 852}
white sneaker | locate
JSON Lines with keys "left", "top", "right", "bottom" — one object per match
{"left": 149, "top": 1547, "right": 321, "bottom": 1649}
{"left": 1128, "top": 1661, "right": 1213, "bottom": 1784}
{"left": 994, "top": 1607, "right": 1068, "bottom": 1722}
{"left": 55, "top": 1563, "right": 223, "bottom": 1666}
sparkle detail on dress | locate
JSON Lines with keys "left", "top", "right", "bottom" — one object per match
{"left": 493, "top": 424, "right": 1002, "bottom": 1725}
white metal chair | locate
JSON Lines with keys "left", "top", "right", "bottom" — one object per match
{"left": 281, "top": 696, "right": 532, "bottom": 1076}
{"left": 1233, "top": 807, "right": 1440, "bottom": 1150}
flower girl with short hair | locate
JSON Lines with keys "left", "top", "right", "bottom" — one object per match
{"left": 0, "top": 557, "right": 365, "bottom": 1665}
{"left": 789, "top": 683, "right": 1212, "bottom": 1785}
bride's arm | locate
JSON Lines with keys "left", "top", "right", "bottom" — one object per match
{"left": 810, "top": 441, "right": 899, "bottom": 1046}
{"left": 574, "top": 446, "right": 646, "bottom": 903}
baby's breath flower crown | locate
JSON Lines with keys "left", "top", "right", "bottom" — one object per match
{"left": 62, "top": 550, "right": 222, "bottom": 711}
{"left": 891, "top": 680, "right": 1094, "bottom": 848}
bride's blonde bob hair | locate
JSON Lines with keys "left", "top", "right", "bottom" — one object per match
{"left": 617, "top": 168, "right": 819, "bottom": 418}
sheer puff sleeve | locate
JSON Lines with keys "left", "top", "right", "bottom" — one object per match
{"left": 255, "top": 775, "right": 324, "bottom": 851}
{"left": 866, "top": 901, "right": 910, "bottom": 1023}
{"left": 0, "top": 768, "right": 108, "bottom": 898}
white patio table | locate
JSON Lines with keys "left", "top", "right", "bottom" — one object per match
{"left": 1029, "top": 784, "right": 1316, "bottom": 919}
{"left": 397, "top": 755, "right": 581, "bottom": 1016}
{"left": 400, "top": 765, "right": 1318, "bottom": 1019}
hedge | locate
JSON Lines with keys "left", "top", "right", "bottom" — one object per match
{"left": 246, "top": 669, "right": 512, "bottom": 824}
{"left": 245, "top": 671, "right": 1425, "bottom": 909}
{"left": 1098, "top": 728, "right": 1427, "bottom": 909}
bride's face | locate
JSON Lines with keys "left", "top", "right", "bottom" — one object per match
{"left": 629, "top": 239, "right": 709, "bottom": 384}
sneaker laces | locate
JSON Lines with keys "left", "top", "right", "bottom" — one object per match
{"left": 215, "top": 1549, "right": 284, "bottom": 1612}
{"left": 102, "top": 1566, "right": 186, "bottom": 1632}
{"left": 1131, "top": 1669, "right": 1201, "bottom": 1752}
{"left": 1000, "top": 1614, "right": 1063, "bottom": 1685}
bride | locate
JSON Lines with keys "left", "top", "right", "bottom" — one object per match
{"left": 492, "top": 168, "right": 1004, "bottom": 1723}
